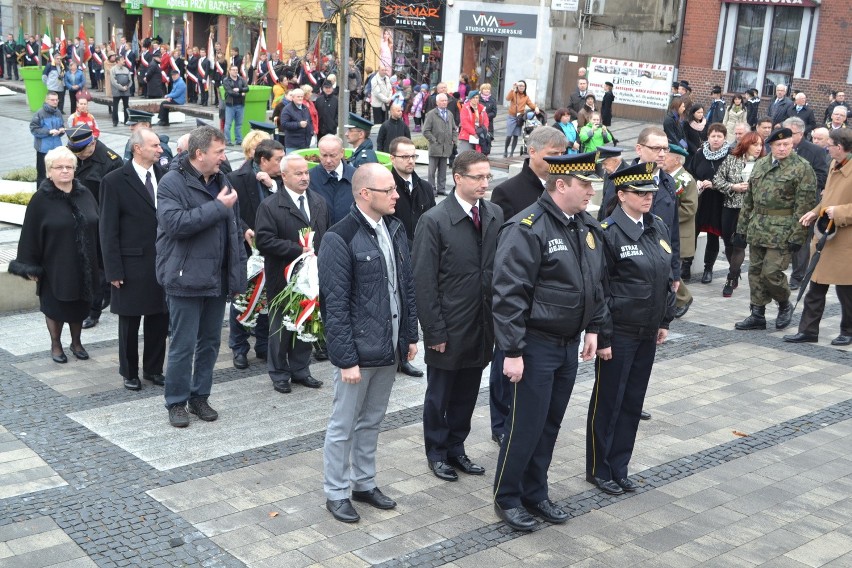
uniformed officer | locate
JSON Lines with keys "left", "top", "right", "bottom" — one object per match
{"left": 123, "top": 109, "right": 173, "bottom": 167}
{"left": 345, "top": 112, "right": 379, "bottom": 168}
{"left": 586, "top": 162, "right": 676, "bottom": 496}
{"left": 492, "top": 151, "right": 609, "bottom": 531}
{"left": 734, "top": 127, "right": 817, "bottom": 331}
{"left": 67, "top": 124, "right": 123, "bottom": 329}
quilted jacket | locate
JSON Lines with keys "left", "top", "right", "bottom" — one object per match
{"left": 318, "top": 204, "right": 418, "bottom": 369}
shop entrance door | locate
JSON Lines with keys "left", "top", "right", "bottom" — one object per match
{"left": 462, "top": 35, "right": 507, "bottom": 95}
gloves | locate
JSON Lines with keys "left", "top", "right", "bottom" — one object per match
{"left": 788, "top": 242, "right": 802, "bottom": 253}
{"left": 732, "top": 233, "right": 747, "bottom": 249}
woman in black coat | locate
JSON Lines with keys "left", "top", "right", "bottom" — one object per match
{"left": 663, "top": 98, "right": 687, "bottom": 149}
{"left": 9, "top": 147, "right": 98, "bottom": 363}
{"left": 684, "top": 104, "right": 708, "bottom": 155}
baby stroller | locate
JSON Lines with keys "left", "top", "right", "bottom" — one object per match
{"left": 520, "top": 109, "right": 547, "bottom": 155}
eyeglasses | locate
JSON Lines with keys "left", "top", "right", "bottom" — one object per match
{"left": 392, "top": 154, "right": 417, "bottom": 160}
{"left": 365, "top": 186, "right": 398, "bottom": 195}
{"left": 458, "top": 173, "right": 494, "bottom": 182}
{"left": 50, "top": 165, "right": 74, "bottom": 171}
{"left": 640, "top": 144, "right": 670, "bottom": 154}
{"left": 624, "top": 189, "right": 654, "bottom": 197}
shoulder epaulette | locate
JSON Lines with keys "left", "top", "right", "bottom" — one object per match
{"left": 600, "top": 216, "right": 613, "bottom": 230}
{"left": 519, "top": 212, "right": 537, "bottom": 227}
{"left": 107, "top": 150, "right": 120, "bottom": 161}
{"left": 653, "top": 214, "right": 663, "bottom": 222}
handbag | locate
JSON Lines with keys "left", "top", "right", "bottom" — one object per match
{"left": 476, "top": 124, "right": 492, "bottom": 155}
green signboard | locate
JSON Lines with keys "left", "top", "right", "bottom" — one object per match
{"left": 144, "top": 0, "right": 264, "bottom": 17}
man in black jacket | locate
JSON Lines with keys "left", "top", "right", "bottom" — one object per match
{"left": 785, "top": 92, "right": 817, "bottom": 139}
{"left": 226, "top": 139, "right": 283, "bottom": 369}
{"left": 377, "top": 104, "right": 411, "bottom": 153}
{"left": 768, "top": 84, "right": 793, "bottom": 128}
{"left": 316, "top": 80, "right": 339, "bottom": 138}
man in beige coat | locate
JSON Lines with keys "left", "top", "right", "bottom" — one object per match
{"left": 422, "top": 93, "right": 456, "bottom": 196}
{"left": 783, "top": 128, "right": 852, "bottom": 346}
{"left": 663, "top": 143, "right": 698, "bottom": 318}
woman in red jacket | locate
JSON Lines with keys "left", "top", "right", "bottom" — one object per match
{"left": 457, "top": 91, "right": 490, "bottom": 155}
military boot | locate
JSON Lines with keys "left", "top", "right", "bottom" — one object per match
{"left": 735, "top": 304, "right": 766, "bottom": 330}
{"left": 776, "top": 300, "right": 794, "bottom": 330}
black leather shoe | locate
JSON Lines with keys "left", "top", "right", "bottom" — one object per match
{"left": 428, "top": 460, "right": 458, "bottom": 481}
{"left": 293, "top": 375, "right": 323, "bottom": 388}
{"left": 640, "top": 410, "right": 652, "bottom": 420}
{"left": 313, "top": 346, "right": 329, "bottom": 361}
{"left": 616, "top": 477, "right": 639, "bottom": 492}
{"left": 82, "top": 317, "right": 99, "bottom": 329}
{"left": 783, "top": 332, "right": 818, "bottom": 344}
{"left": 326, "top": 499, "right": 360, "bottom": 523}
{"left": 143, "top": 373, "right": 166, "bottom": 386}
{"left": 70, "top": 345, "right": 89, "bottom": 360}
{"left": 168, "top": 404, "right": 190, "bottom": 428}
{"left": 586, "top": 474, "right": 624, "bottom": 495}
{"left": 674, "top": 298, "right": 692, "bottom": 319}
{"left": 447, "top": 455, "right": 485, "bottom": 475}
{"left": 701, "top": 268, "right": 713, "bottom": 284}
{"left": 491, "top": 432, "right": 505, "bottom": 445}
{"left": 124, "top": 376, "right": 142, "bottom": 391}
{"left": 233, "top": 353, "right": 249, "bottom": 369}
{"left": 524, "top": 499, "right": 568, "bottom": 524}
{"left": 351, "top": 487, "right": 396, "bottom": 509}
{"left": 494, "top": 503, "right": 536, "bottom": 531}
{"left": 51, "top": 349, "right": 68, "bottom": 364}
{"left": 273, "top": 380, "right": 292, "bottom": 393}
{"left": 776, "top": 301, "right": 794, "bottom": 330}
{"left": 398, "top": 360, "right": 424, "bottom": 377}
{"left": 831, "top": 335, "right": 852, "bottom": 346}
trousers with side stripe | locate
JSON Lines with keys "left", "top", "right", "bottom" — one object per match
{"left": 586, "top": 334, "right": 657, "bottom": 481}
{"left": 493, "top": 335, "right": 579, "bottom": 510}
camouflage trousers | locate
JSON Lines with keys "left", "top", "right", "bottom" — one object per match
{"left": 748, "top": 245, "right": 792, "bottom": 306}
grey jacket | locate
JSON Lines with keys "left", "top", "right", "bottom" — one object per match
{"left": 422, "top": 107, "right": 456, "bottom": 157}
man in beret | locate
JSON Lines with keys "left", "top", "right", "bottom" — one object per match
{"left": 662, "top": 143, "right": 697, "bottom": 317}
{"left": 734, "top": 127, "right": 817, "bottom": 331}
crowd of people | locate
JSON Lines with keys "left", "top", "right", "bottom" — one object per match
{"left": 9, "top": 56, "right": 852, "bottom": 534}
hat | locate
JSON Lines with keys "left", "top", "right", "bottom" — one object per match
{"left": 604, "top": 81, "right": 614, "bottom": 88}
{"left": 766, "top": 127, "right": 793, "bottom": 145}
{"left": 421, "top": 83, "right": 429, "bottom": 91}
{"left": 67, "top": 124, "right": 94, "bottom": 152}
{"left": 815, "top": 210, "right": 837, "bottom": 240}
{"left": 672, "top": 81, "right": 680, "bottom": 88}
{"left": 344, "top": 112, "right": 374, "bottom": 132}
{"left": 679, "top": 80, "right": 690, "bottom": 87}
{"left": 126, "top": 108, "right": 154, "bottom": 126}
{"left": 543, "top": 151, "right": 601, "bottom": 181}
{"left": 611, "top": 162, "right": 658, "bottom": 192}
{"left": 711, "top": 85, "right": 722, "bottom": 94}
{"left": 596, "top": 146, "right": 623, "bottom": 161}
{"left": 195, "top": 118, "right": 211, "bottom": 128}
{"left": 107, "top": 52, "right": 116, "bottom": 59}
{"left": 321, "top": 80, "right": 333, "bottom": 88}
{"left": 170, "top": 68, "right": 180, "bottom": 76}
{"left": 466, "top": 90, "right": 480, "bottom": 101}
{"left": 249, "top": 121, "right": 277, "bottom": 136}
{"left": 668, "top": 143, "right": 689, "bottom": 158}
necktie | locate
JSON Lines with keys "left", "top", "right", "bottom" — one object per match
{"left": 298, "top": 195, "right": 309, "bottom": 221}
{"left": 440, "top": 109, "right": 447, "bottom": 122}
{"left": 406, "top": 180, "right": 412, "bottom": 194}
{"left": 772, "top": 159, "right": 779, "bottom": 168}
{"left": 145, "top": 171, "right": 155, "bottom": 203}
{"left": 637, "top": 220, "right": 643, "bottom": 231}
{"left": 471, "top": 205, "right": 481, "bottom": 231}
{"left": 329, "top": 170, "right": 338, "bottom": 181}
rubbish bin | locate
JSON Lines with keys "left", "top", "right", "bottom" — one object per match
{"left": 220, "top": 85, "right": 271, "bottom": 141}
{"left": 21, "top": 66, "right": 48, "bottom": 113}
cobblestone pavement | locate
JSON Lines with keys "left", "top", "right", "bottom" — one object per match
{"left": 1, "top": 85, "right": 851, "bottom": 567}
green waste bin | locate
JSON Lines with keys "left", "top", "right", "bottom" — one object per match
{"left": 220, "top": 85, "right": 272, "bottom": 141}
{"left": 21, "top": 66, "right": 48, "bottom": 113}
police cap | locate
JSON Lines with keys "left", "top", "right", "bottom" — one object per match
{"left": 611, "top": 162, "right": 658, "bottom": 192}
{"left": 344, "top": 112, "right": 374, "bottom": 132}
{"left": 67, "top": 124, "right": 94, "bottom": 152}
{"left": 596, "top": 146, "right": 623, "bottom": 161}
{"left": 766, "top": 127, "right": 793, "bottom": 145}
{"left": 249, "top": 121, "right": 277, "bottom": 136}
{"left": 126, "top": 108, "right": 154, "bottom": 126}
{"left": 543, "top": 151, "right": 601, "bottom": 182}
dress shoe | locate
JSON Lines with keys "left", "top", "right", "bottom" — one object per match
{"left": 313, "top": 346, "right": 329, "bottom": 361}
{"left": 51, "top": 349, "right": 68, "bottom": 364}
{"left": 82, "top": 316, "right": 99, "bottom": 329}
{"left": 783, "top": 332, "right": 818, "bottom": 344}
{"left": 735, "top": 304, "right": 767, "bottom": 330}
{"left": 69, "top": 345, "right": 89, "bottom": 360}
{"left": 273, "top": 380, "right": 292, "bottom": 393}
{"left": 168, "top": 404, "right": 190, "bottom": 428}
{"left": 586, "top": 474, "right": 624, "bottom": 495}
{"left": 491, "top": 432, "right": 505, "bottom": 445}
{"left": 124, "top": 376, "right": 142, "bottom": 391}
{"left": 100, "top": 297, "right": 111, "bottom": 310}
{"left": 326, "top": 498, "right": 360, "bottom": 523}
{"left": 640, "top": 410, "right": 652, "bottom": 420}
{"left": 428, "top": 460, "right": 458, "bottom": 481}
{"left": 701, "top": 268, "right": 713, "bottom": 284}
{"left": 143, "top": 373, "right": 166, "bottom": 386}
{"left": 524, "top": 499, "right": 568, "bottom": 524}
{"left": 831, "top": 335, "right": 852, "bottom": 346}
{"left": 616, "top": 477, "right": 639, "bottom": 492}
{"left": 447, "top": 455, "right": 485, "bottom": 475}
{"left": 187, "top": 398, "right": 218, "bottom": 422}
{"left": 775, "top": 300, "right": 794, "bottom": 330}
{"left": 293, "top": 375, "right": 323, "bottom": 388}
{"left": 233, "top": 353, "right": 249, "bottom": 369}
{"left": 493, "top": 503, "right": 536, "bottom": 531}
{"left": 352, "top": 487, "right": 396, "bottom": 509}
{"left": 674, "top": 298, "right": 692, "bottom": 319}
{"left": 398, "top": 360, "right": 424, "bottom": 377}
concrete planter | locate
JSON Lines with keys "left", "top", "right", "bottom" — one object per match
{"left": 0, "top": 202, "right": 27, "bottom": 226}
{"left": 415, "top": 149, "right": 429, "bottom": 165}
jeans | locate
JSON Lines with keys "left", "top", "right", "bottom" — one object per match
{"left": 164, "top": 294, "right": 227, "bottom": 408}
{"left": 225, "top": 104, "right": 245, "bottom": 144}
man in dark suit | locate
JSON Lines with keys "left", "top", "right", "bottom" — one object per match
{"left": 569, "top": 78, "right": 589, "bottom": 113}
{"left": 413, "top": 150, "right": 503, "bottom": 482}
{"left": 99, "top": 128, "right": 169, "bottom": 391}
{"left": 785, "top": 92, "right": 817, "bottom": 138}
{"left": 768, "top": 84, "right": 793, "bottom": 128}
{"left": 255, "top": 154, "right": 330, "bottom": 393}
{"left": 226, "top": 139, "right": 283, "bottom": 369}
{"left": 310, "top": 135, "right": 356, "bottom": 225}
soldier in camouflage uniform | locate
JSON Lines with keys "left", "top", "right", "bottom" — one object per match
{"left": 733, "top": 128, "right": 817, "bottom": 331}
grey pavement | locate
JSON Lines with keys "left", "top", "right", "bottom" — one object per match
{"left": 0, "top": 80, "right": 851, "bottom": 567}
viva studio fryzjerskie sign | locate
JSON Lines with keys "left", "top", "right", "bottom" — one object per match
{"left": 458, "top": 11, "right": 537, "bottom": 39}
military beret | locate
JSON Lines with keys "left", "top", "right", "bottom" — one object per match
{"left": 67, "top": 124, "right": 94, "bottom": 151}
{"left": 766, "top": 127, "right": 793, "bottom": 145}
{"left": 344, "top": 112, "right": 374, "bottom": 132}
{"left": 543, "top": 151, "right": 601, "bottom": 181}
{"left": 668, "top": 143, "right": 689, "bottom": 158}
{"left": 611, "top": 162, "right": 658, "bottom": 192}
{"left": 596, "top": 146, "right": 623, "bottom": 161}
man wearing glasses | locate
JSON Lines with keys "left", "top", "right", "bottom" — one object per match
{"left": 318, "top": 163, "right": 419, "bottom": 523}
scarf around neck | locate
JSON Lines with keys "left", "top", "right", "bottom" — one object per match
{"left": 702, "top": 141, "right": 729, "bottom": 161}
{"left": 689, "top": 118, "right": 706, "bottom": 132}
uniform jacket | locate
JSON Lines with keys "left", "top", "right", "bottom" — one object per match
{"left": 706, "top": 98, "right": 726, "bottom": 125}
{"left": 227, "top": 161, "right": 277, "bottom": 251}
{"left": 317, "top": 204, "right": 418, "bottom": 369}
{"left": 155, "top": 155, "right": 247, "bottom": 297}
{"left": 737, "top": 152, "right": 817, "bottom": 248}
{"left": 75, "top": 140, "right": 123, "bottom": 202}
{"left": 672, "top": 165, "right": 699, "bottom": 258}
{"left": 309, "top": 162, "right": 356, "bottom": 225}
{"left": 29, "top": 103, "right": 64, "bottom": 153}
{"left": 413, "top": 194, "right": 503, "bottom": 369}
{"left": 745, "top": 97, "right": 761, "bottom": 129}
{"left": 255, "top": 188, "right": 330, "bottom": 297}
{"left": 376, "top": 117, "right": 411, "bottom": 153}
{"left": 599, "top": 206, "right": 676, "bottom": 346}
{"left": 810, "top": 157, "right": 852, "bottom": 285}
{"left": 601, "top": 91, "right": 615, "bottom": 126}
{"left": 391, "top": 167, "right": 435, "bottom": 249}
{"left": 280, "top": 101, "right": 313, "bottom": 149}
{"left": 99, "top": 161, "right": 167, "bottom": 316}
{"left": 349, "top": 138, "right": 379, "bottom": 168}
{"left": 492, "top": 191, "right": 609, "bottom": 357}
{"left": 422, "top": 107, "right": 456, "bottom": 158}
{"left": 490, "top": 158, "right": 544, "bottom": 220}
{"left": 315, "top": 92, "right": 339, "bottom": 138}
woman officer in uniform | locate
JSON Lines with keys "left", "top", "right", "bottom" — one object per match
{"left": 586, "top": 162, "right": 676, "bottom": 495}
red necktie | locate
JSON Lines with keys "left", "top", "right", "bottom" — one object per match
{"left": 471, "top": 205, "right": 481, "bottom": 231}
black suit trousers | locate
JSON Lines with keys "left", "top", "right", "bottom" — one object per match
{"left": 423, "top": 365, "right": 484, "bottom": 462}
{"left": 267, "top": 308, "right": 313, "bottom": 383}
{"left": 118, "top": 312, "right": 169, "bottom": 379}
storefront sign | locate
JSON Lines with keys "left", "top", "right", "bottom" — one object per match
{"left": 143, "top": 0, "right": 264, "bottom": 17}
{"left": 380, "top": 0, "right": 446, "bottom": 31}
{"left": 721, "top": 0, "right": 819, "bottom": 6}
{"left": 587, "top": 56, "right": 674, "bottom": 110}
{"left": 458, "top": 11, "right": 537, "bottom": 39}
{"left": 551, "top": 0, "right": 580, "bottom": 11}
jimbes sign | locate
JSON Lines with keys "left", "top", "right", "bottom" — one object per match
{"left": 458, "top": 11, "right": 538, "bottom": 39}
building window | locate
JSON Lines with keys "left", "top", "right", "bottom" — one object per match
{"left": 729, "top": 5, "right": 765, "bottom": 95}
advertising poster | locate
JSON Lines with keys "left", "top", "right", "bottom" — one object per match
{"left": 587, "top": 56, "right": 674, "bottom": 110}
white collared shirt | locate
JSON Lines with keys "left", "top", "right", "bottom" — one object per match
{"left": 286, "top": 186, "right": 309, "bottom": 221}
{"left": 131, "top": 159, "right": 157, "bottom": 207}
{"left": 454, "top": 191, "right": 478, "bottom": 221}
